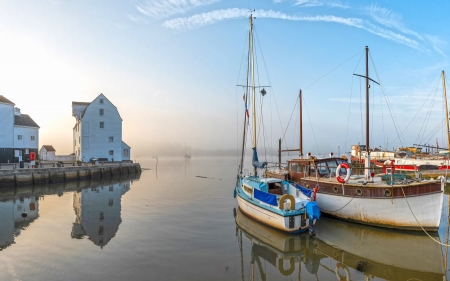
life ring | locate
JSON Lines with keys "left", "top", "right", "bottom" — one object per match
{"left": 390, "top": 160, "right": 396, "bottom": 173}
{"left": 336, "top": 162, "right": 351, "bottom": 184}
{"left": 278, "top": 194, "right": 295, "bottom": 210}
{"left": 335, "top": 263, "right": 350, "bottom": 281}
{"left": 278, "top": 258, "right": 295, "bottom": 275}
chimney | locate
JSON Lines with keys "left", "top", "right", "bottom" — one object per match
{"left": 14, "top": 107, "right": 21, "bottom": 116}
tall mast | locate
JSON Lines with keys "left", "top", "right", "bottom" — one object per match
{"left": 365, "top": 46, "right": 370, "bottom": 153}
{"left": 299, "top": 89, "right": 303, "bottom": 157}
{"left": 443, "top": 70, "right": 450, "bottom": 154}
{"left": 250, "top": 15, "right": 257, "bottom": 177}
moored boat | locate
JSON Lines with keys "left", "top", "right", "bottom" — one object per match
{"left": 266, "top": 48, "right": 445, "bottom": 231}
{"left": 234, "top": 14, "right": 320, "bottom": 234}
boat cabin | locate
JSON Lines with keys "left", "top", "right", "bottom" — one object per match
{"left": 287, "top": 157, "right": 347, "bottom": 183}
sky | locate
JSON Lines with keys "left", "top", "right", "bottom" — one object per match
{"left": 1, "top": 0, "right": 450, "bottom": 159}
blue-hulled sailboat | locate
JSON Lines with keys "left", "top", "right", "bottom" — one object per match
{"left": 234, "top": 15, "right": 320, "bottom": 235}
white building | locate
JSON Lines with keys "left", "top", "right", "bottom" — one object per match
{"left": 39, "top": 145, "right": 56, "bottom": 160}
{"left": 72, "top": 94, "right": 131, "bottom": 162}
{"left": 0, "top": 95, "right": 39, "bottom": 163}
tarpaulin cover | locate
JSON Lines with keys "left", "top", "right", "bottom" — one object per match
{"left": 296, "top": 183, "right": 312, "bottom": 198}
{"left": 253, "top": 188, "right": 278, "bottom": 206}
{"left": 252, "top": 148, "right": 267, "bottom": 169}
{"left": 306, "top": 202, "right": 321, "bottom": 221}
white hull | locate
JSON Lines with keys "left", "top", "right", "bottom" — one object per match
{"left": 236, "top": 195, "right": 309, "bottom": 233}
{"left": 316, "top": 191, "right": 443, "bottom": 230}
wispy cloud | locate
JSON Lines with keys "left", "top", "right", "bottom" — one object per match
{"left": 294, "top": 0, "right": 350, "bottom": 9}
{"left": 163, "top": 8, "right": 422, "bottom": 51}
{"left": 127, "top": 14, "right": 150, "bottom": 24}
{"left": 136, "top": 0, "right": 219, "bottom": 19}
{"left": 366, "top": 4, "right": 423, "bottom": 42}
{"left": 424, "top": 34, "right": 447, "bottom": 58}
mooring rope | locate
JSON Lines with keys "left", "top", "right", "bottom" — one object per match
{"left": 399, "top": 185, "right": 450, "bottom": 247}
{"left": 319, "top": 192, "right": 357, "bottom": 213}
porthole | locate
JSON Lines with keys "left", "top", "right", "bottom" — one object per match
{"left": 384, "top": 189, "right": 392, "bottom": 197}
{"left": 356, "top": 188, "right": 362, "bottom": 196}
{"left": 333, "top": 186, "right": 338, "bottom": 193}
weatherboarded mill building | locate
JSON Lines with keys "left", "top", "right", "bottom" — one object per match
{"left": 0, "top": 95, "right": 39, "bottom": 163}
{"left": 72, "top": 94, "right": 131, "bottom": 163}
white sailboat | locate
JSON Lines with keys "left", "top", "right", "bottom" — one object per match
{"left": 234, "top": 15, "right": 320, "bottom": 234}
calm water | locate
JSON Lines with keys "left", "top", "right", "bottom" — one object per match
{"left": 0, "top": 157, "right": 448, "bottom": 281}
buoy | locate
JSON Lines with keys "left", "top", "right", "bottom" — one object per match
{"left": 336, "top": 162, "right": 351, "bottom": 183}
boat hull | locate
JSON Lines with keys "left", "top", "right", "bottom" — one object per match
{"left": 236, "top": 193, "right": 310, "bottom": 234}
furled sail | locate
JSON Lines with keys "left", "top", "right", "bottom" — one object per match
{"left": 252, "top": 148, "right": 267, "bottom": 169}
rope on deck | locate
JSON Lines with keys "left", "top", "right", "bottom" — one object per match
{"left": 400, "top": 185, "right": 450, "bottom": 247}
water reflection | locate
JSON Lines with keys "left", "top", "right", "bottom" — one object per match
{"left": 0, "top": 195, "right": 39, "bottom": 250}
{"left": 234, "top": 207, "right": 445, "bottom": 280}
{"left": 0, "top": 175, "right": 139, "bottom": 251}
{"left": 72, "top": 181, "right": 131, "bottom": 248}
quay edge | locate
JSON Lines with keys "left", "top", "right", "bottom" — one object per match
{"left": 0, "top": 163, "right": 142, "bottom": 187}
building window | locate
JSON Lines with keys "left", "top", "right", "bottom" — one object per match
{"left": 109, "top": 150, "right": 114, "bottom": 156}
{"left": 31, "top": 136, "right": 35, "bottom": 141}
{"left": 124, "top": 149, "right": 129, "bottom": 157}
{"left": 99, "top": 109, "right": 104, "bottom": 116}
{"left": 100, "top": 99, "right": 104, "bottom": 104}
{"left": 18, "top": 135, "right": 22, "bottom": 140}
{"left": 100, "top": 122, "right": 104, "bottom": 128}
{"left": 109, "top": 137, "right": 113, "bottom": 142}
{"left": 25, "top": 149, "right": 29, "bottom": 154}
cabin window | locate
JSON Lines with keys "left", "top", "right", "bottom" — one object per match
{"left": 18, "top": 135, "right": 22, "bottom": 140}
{"left": 99, "top": 109, "right": 104, "bottom": 116}
{"left": 310, "top": 164, "right": 315, "bottom": 173}
{"left": 100, "top": 122, "right": 104, "bottom": 128}
{"left": 317, "top": 162, "right": 329, "bottom": 174}
{"left": 109, "top": 137, "right": 114, "bottom": 142}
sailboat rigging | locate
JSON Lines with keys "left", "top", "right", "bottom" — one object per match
{"left": 234, "top": 14, "right": 320, "bottom": 234}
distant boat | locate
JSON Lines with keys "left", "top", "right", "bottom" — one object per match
{"left": 234, "top": 14, "right": 320, "bottom": 235}
{"left": 184, "top": 142, "right": 191, "bottom": 158}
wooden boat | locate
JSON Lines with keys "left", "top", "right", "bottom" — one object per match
{"left": 234, "top": 15, "right": 320, "bottom": 234}
{"left": 266, "top": 49, "right": 445, "bottom": 231}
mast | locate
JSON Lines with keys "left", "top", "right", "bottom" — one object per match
{"left": 443, "top": 70, "right": 450, "bottom": 155}
{"left": 299, "top": 89, "right": 303, "bottom": 157}
{"left": 365, "top": 46, "right": 370, "bottom": 153}
{"left": 250, "top": 15, "right": 257, "bottom": 177}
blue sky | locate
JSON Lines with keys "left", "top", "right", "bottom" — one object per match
{"left": 0, "top": 0, "right": 449, "bottom": 157}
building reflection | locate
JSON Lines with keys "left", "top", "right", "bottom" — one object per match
{"left": 234, "top": 207, "right": 445, "bottom": 281}
{"left": 71, "top": 181, "right": 131, "bottom": 248}
{"left": 0, "top": 196, "right": 39, "bottom": 250}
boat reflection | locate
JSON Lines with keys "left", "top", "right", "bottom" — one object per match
{"left": 315, "top": 217, "right": 445, "bottom": 281}
{"left": 234, "top": 207, "right": 445, "bottom": 280}
{"left": 71, "top": 181, "right": 131, "bottom": 248}
{"left": 234, "top": 207, "right": 321, "bottom": 280}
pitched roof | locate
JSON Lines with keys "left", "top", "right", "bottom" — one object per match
{"left": 14, "top": 114, "right": 40, "bottom": 128}
{"left": 42, "top": 145, "right": 56, "bottom": 152}
{"left": 0, "top": 95, "right": 15, "bottom": 105}
{"left": 72, "top": 101, "right": 90, "bottom": 106}
{"left": 76, "top": 94, "right": 123, "bottom": 121}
